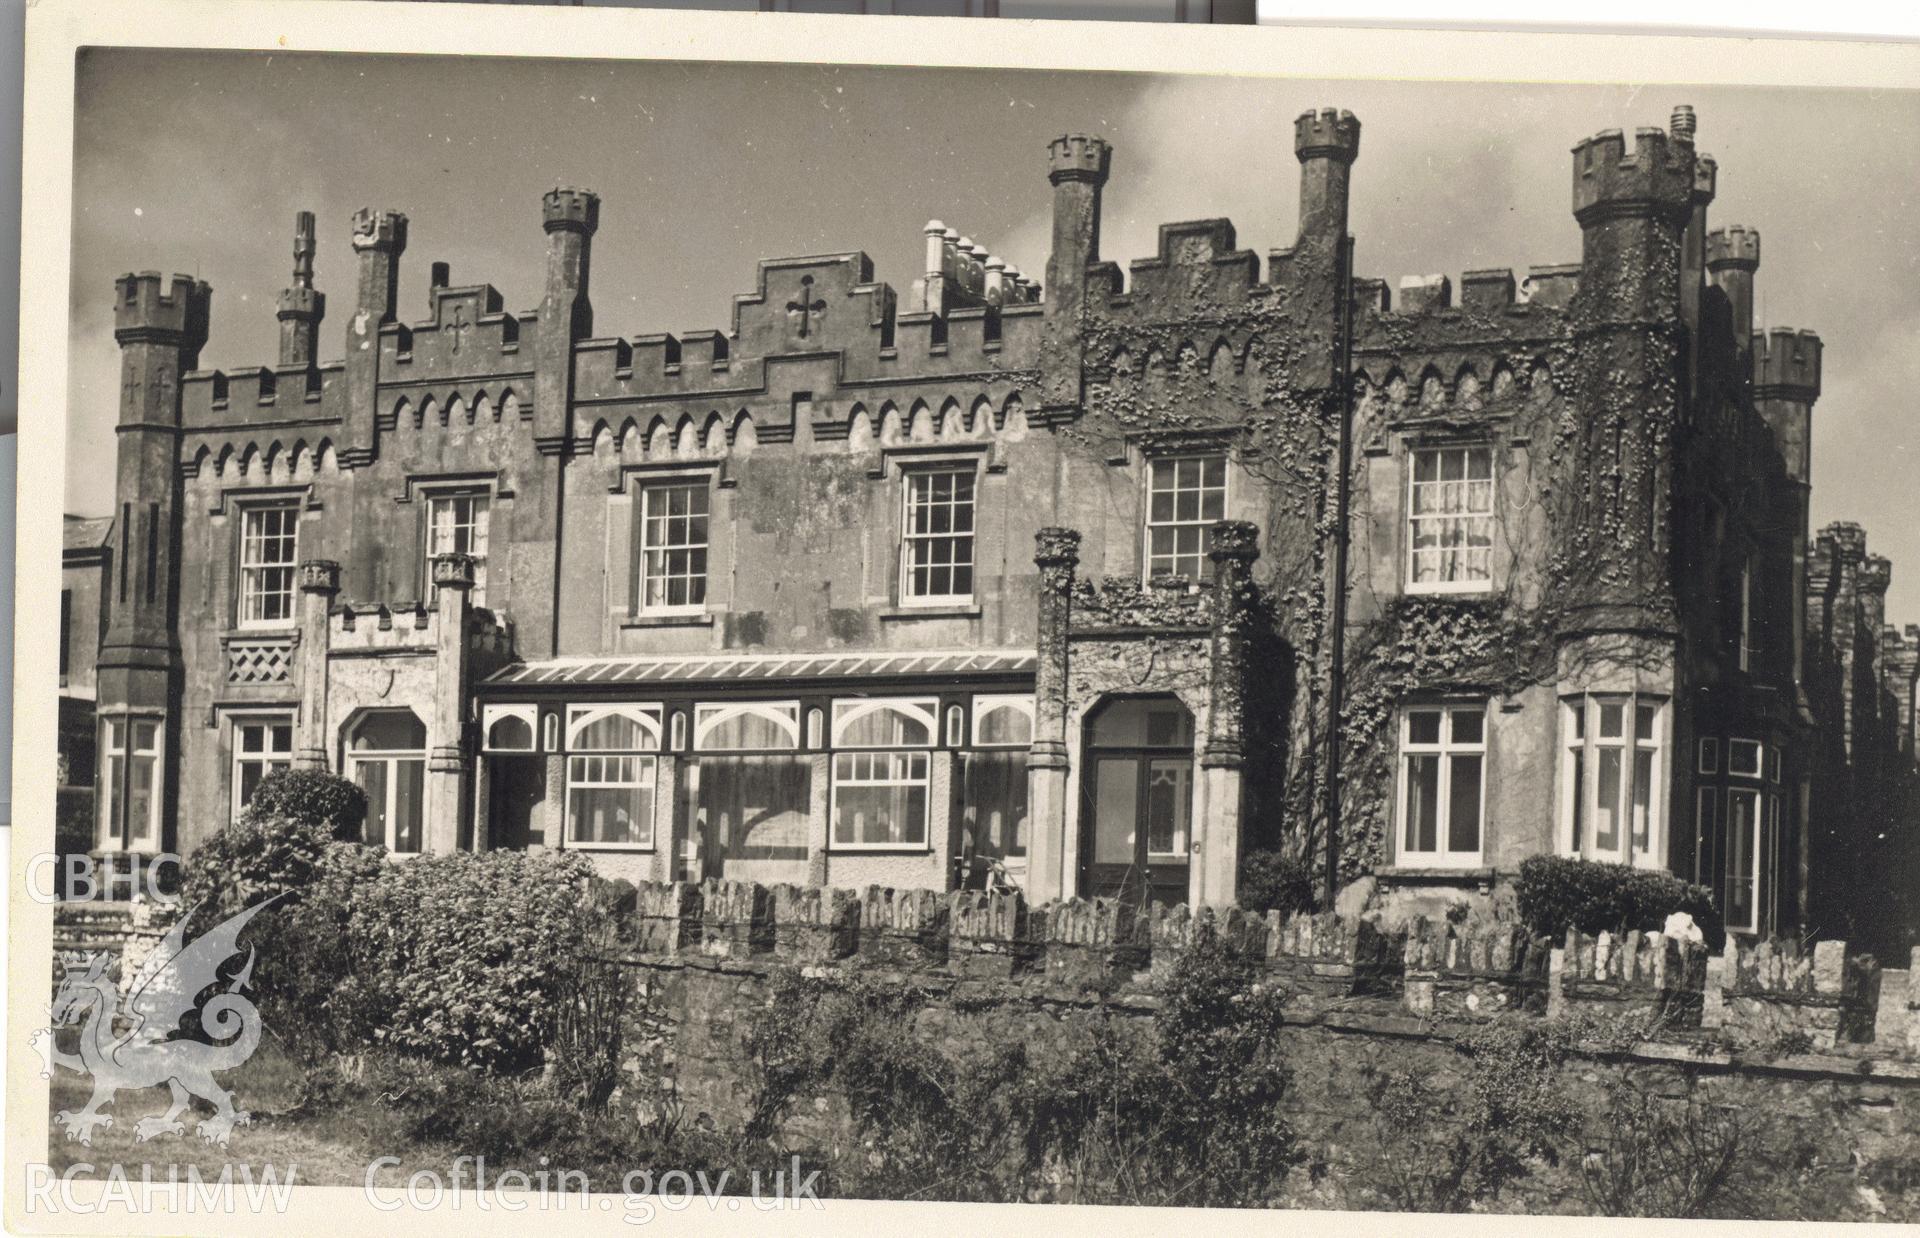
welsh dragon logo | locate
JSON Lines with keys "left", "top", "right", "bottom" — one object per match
{"left": 33, "top": 897, "right": 282, "bottom": 1148}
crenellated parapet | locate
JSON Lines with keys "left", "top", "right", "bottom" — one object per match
{"left": 115, "top": 271, "right": 212, "bottom": 354}
{"left": 1752, "top": 327, "right": 1821, "bottom": 400}
{"left": 604, "top": 876, "right": 1920, "bottom": 1059}
{"left": 1571, "top": 126, "right": 1696, "bottom": 226}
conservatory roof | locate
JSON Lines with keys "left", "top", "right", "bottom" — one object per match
{"left": 482, "top": 647, "right": 1037, "bottom": 689}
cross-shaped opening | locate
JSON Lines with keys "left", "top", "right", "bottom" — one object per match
{"left": 447, "top": 305, "right": 472, "bottom": 353}
{"left": 786, "top": 275, "right": 828, "bottom": 339}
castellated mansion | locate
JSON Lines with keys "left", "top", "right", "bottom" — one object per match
{"left": 61, "top": 104, "right": 1920, "bottom": 946}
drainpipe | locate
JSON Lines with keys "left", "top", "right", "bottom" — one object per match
{"left": 1322, "top": 236, "right": 1356, "bottom": 908}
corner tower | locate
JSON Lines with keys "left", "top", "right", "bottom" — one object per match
{"left": 97, "top": 271, "right": 210, "bottom": 854}
{"left": 1559, "top": 120, "right": 1696, "bottom": 636}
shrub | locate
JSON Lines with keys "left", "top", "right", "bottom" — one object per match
{"left": 238, "top": 768, "right": 368, "bottom": 841}
{"left": 1023, "top": 934, "right": 1302, "bottom": 1207}
{"left": 737, "top": 930, "right": 1302, "bottom": 1206}
{"left": 1238, "top": 850, "right": 1318, "bottom": 917}
{"left": 1346, "top": 1010, "right": 1629, "bottom": 1212}
{"left": 260, "top": 841, "right": 388, "bottom": 1059}
{"left": 1579, "top": 1076, "right": 1742, "bottom": 1218}
{"left": 1514, "top": 856, "right": 1724, "bottom": 950}
{"left": 346, "top": 849, "right": 597, "bottom": 1073}
{"left": 549, "top": 880, "right": 640, "bottom": 1111}
{"left": 179, "top": 815, "right": 338, "bottom": 930}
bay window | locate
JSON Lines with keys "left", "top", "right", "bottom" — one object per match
{"left": 1560, "top": 695, "right": 1666, "bottom": 864}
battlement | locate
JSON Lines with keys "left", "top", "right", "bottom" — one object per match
{"left": 1459, "top": 268, "right": 1516, "bottom": 310}
{"left": 1821, "top": 521, "right": 1868, "bottom": 565}
{"left": 1294, "top": 107, "right": 1360, "bottom": 162}
{"left": 276, "top": 285, "right": 324, "bottom": 320}
{"left": 1571, "top": 126, "right": 1695, "bottom": 224}
{"left": 1047, "top": 133, "right": 1110, "bottom": 186}
{"left": 1860, "top": 555, "right": 1893, "bottom": 596}
{"left": 542, "top": 186, "right": 601, "bottom": 235}
{"left": 351, "top": 207, "right": 408, "bottom": 254}
{"left": 1396, "top": 273, "right": 1451, "bottom": 314}
{"left": 1751, "top": 326, "right": 1821, "bottom": 398}
{"left": 601, "top": 876, "right": 1918, "bottom": 1058}
{"left": 1692, "top": 151, "right": 1718, "bottom": 204}
{"left": 1707, "top": 223, "right": 1761, "bottom": 270}
{"left": 113, "top": 272, "right": 211, "bottom": 346}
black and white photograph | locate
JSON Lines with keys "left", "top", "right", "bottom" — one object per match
{"left": 9, "top": 1, "right": 1920, "bottom": 1230}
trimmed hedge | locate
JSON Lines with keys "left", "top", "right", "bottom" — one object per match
{"left": 1514, "top": 855, "right": 1724, "bottom": 951}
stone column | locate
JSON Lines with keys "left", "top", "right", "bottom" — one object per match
{"left": 807, "top": 751, "right": 831, "bottom": 885}
{"left": 1197, "top": 521, "right": 1260, "bottom": 909}
{"left": 539, "top": 750, "right": 565, "bottom": 853}
{"left": 1027, "top": 527, "right": 1080, "bottom": 903}
{"left": 427, "top": 552, "right": 475, "bottom": 854}
{"left": 294, "top": 560, "right": 340, "bottom": 770}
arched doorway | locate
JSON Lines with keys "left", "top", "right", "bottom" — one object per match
{"left": 1078, "top": 695, "right": 1194, "bottom": 907}
{"left": 344, "top": 709, "right": 427, "bottom": 855}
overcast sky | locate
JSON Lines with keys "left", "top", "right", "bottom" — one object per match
{"left": 69, "top": 50, "right": 1919, "bottom": 620}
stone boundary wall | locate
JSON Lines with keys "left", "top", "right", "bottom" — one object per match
{"left": 47, "top": 878, "right": 1920, "bottom": 1061}
{"left": 603, "top": 877, "right": 1920, "bottom": 1060}
{"left": 52, "top": 900, "right": 175, "bottom": 990}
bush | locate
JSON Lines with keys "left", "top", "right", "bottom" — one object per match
{"left": 178, "top": 815, "right": 387, "bottom": 1058}
{"left": 259, "top": 842, "right": 389, "bottom": 1059}
{"left": 179, "top": 815, "right": 338, "bottom": 930}
{"left": 1023, "top": 934, "right": 1303, "bottom": 1207}
{"left": 738, "top": 930, "right": 1302, "bottom": 1206}
{"left": 548, "top": 880, "right": 640, "bottom": 1111}
{"left": 1238, "top": 850, "right": 1318, "bottom": 917}
{"left": 1579, "top": 1076, "right": 1742, "bottom": 1218}
{"left": 1514, "top": 856, "right": 1724, "bottom": 950}
{"left": 238, "top": 768, "right": 368, "bottom": 841}
{"left": 346, "top": 849, "right": 597, "bottom": 1073}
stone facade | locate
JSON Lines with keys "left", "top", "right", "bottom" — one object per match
{"left": 75, "top": 102, "right": 1914, "bottom": 930}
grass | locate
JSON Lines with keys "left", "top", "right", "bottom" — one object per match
{"left": 42, "top": 1032, "right": 441, "bottom": 1190}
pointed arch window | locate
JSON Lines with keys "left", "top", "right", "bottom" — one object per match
{"left": 564, "top": 704, "right": 661, "bottom": 849}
